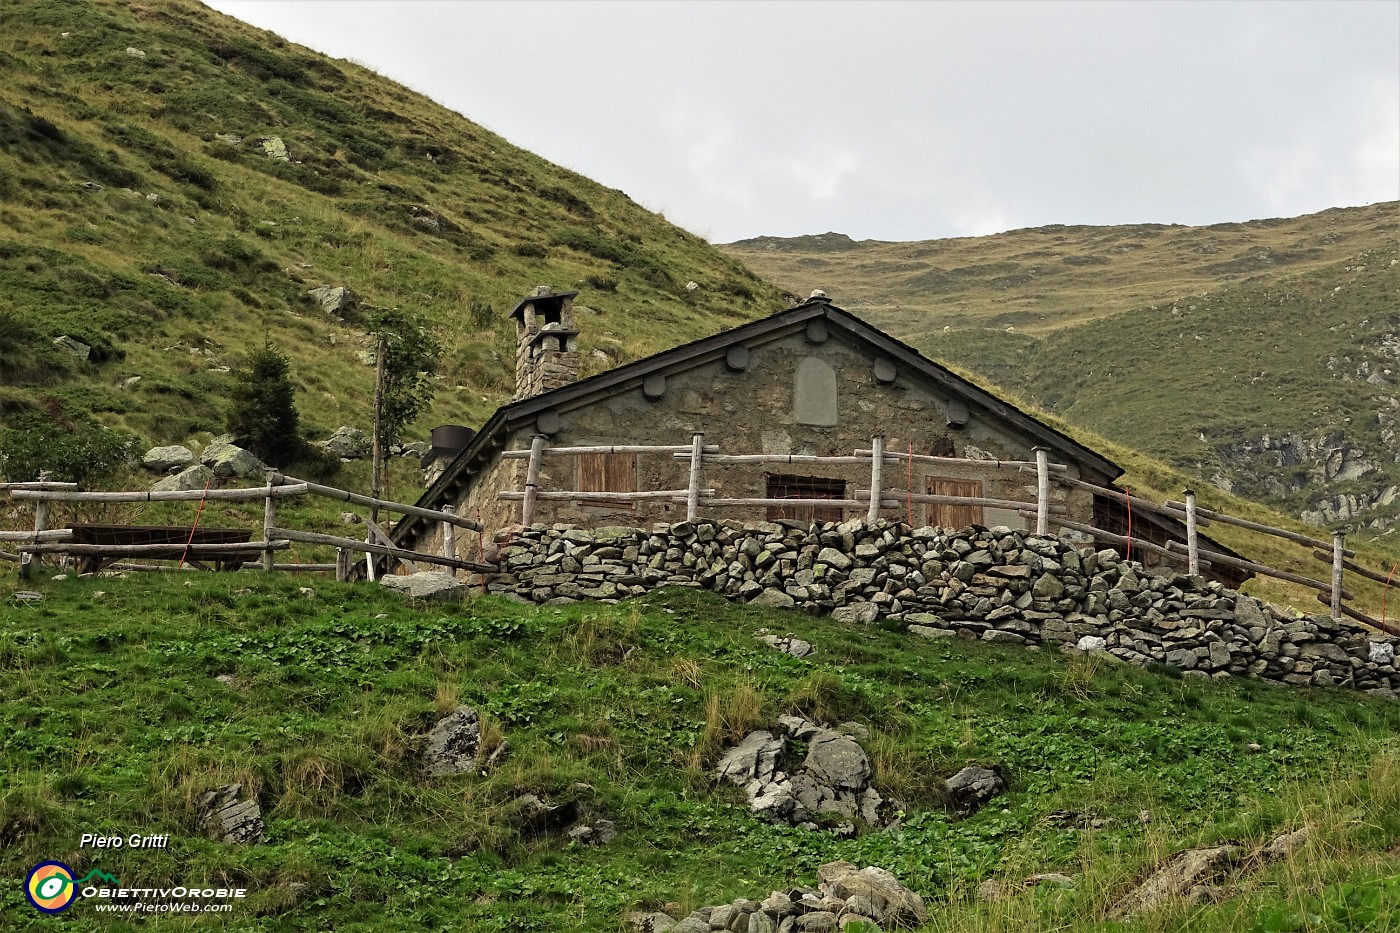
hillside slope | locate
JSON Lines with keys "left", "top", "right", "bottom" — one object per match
{"left": 0, "top": 0, "right": 781, "bottom": 450}
{"left": 2, "top": 576, "right": 1398, "bottom": 930}
{"left": 723, "top": 206, "right": 1400, "bottom": 528}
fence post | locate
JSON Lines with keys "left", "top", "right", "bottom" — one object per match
{"left": 19, "top": 496, "right": 48, "bottom": 580}
{"left": 521, "top": 434, "right": 547, "bottom": 526}
{"left": 262, "top": 468, "right": 277, "bottom": 572}
{"left": 336, "top": 547, "right": 350, "bottom": 583}
{"left": 442, "top": 505, "right": 456, "bottom": 563}
{"left": 867, "top": 435, "right": 884, "bottom": 523}
{"left": 686, "top": 432, "right": 704, "bottom": 522}
{"left": 1184, "top": 489, "right": 1200, "bottom": 577}
{"left": 1331, "top": 532, "right": 1345, "bottom": 623}
{"left": 1033, "top": 447, "right": 1050, "bottom": 536}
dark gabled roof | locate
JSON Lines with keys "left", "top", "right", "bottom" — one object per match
{"left": 394, "top": 297, "right": 1125, "bottom": 544}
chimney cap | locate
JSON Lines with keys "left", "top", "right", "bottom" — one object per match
{"left": 508, "top": 288, "right": 579, "bottom": 321}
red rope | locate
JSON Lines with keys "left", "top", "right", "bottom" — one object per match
{"left": 906, "top": 441, "right": 914, "bottom": 526}
{"left": 178, "top": 472, "right": 214, "bottom": 569}
{"left": 1384, "top": 563, "right": 1397, "bottom": 627}
{"left": 1123, "top": 486, "right": 1133, "bottom": 563}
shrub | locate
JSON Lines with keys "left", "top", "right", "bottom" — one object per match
{"left": 0, "top": 416, "right": 138, "bottom": 486}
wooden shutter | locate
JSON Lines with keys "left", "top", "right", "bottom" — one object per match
{"left": 766, "top": 475, "right": 845, "bottom": 523}
{"left": 576, "top": 452, "right": 637, "bottom": 509}
{"left": 926, "top": 477, "right": 983, "bottom": 529}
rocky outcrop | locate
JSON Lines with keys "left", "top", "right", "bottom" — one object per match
{"left": 481, "top": 519, "right": 1400, "bottom": 696}
{"left": 635, "top": 861, "right": 927, "bottom": 932}
{"left": 716, "top": 717, "right": 890, "bottom": 832}
{"left": 422, "top": 706, "right": 481, "bottom": 776}
{"left": 317, "top": 426, "right": 370, "bottom": 460}
{"left": 1115, "top": 827, "right": 1309, "bottom": 915}
{"left": 197, "top": 784, "right": 264, "bottom": 844}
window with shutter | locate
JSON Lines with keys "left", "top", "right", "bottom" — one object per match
{"left": 926, "top": 477, "right": 983, "bottom": 529}
{"left": 576, "top": 452, "right": 637, "bottom": 509}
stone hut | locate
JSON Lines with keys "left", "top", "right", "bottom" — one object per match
{"left": 394, "top": 289, "right": 1249, "bottom": 585}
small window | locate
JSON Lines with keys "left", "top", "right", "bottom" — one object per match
{"left": 576, "top": 452, "right": 637, "bottom": 509}
{"left": 767, "top": 474, "right": 845, "bottom": 523}
{"left": 926, "top": 477, "right": 983, "bottom": 529}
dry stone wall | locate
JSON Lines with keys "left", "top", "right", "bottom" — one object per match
{"left": 483, "top": 518, "right": 1400, "bottom": 696}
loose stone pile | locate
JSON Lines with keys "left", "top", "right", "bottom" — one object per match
{"left": 716, "top": 717, "right": 890, "bottom": 831}
{"left": 632, "top": 860, "right": 927, "bottom": 932}
{"left": 482, "top": 519, "right": 1400, "bottom": 695}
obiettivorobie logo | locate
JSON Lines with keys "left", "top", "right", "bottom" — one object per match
{"left": 25, "top": 862, "right": 120, "bottom": 914}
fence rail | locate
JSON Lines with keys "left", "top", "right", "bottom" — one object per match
{"left": 3, "top": 470, "right": 478, "bottom": 581}
{"left": 493, "top": 431, "right": 1400, "bottom": 636}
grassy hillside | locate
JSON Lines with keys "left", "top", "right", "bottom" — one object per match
{"left": 2, "top": 575, "right": 1398, "bottom": 931}
{"left": 724, "top": 206, "right": 1400, "bottom": 527}
{"left": 723, "top": 205, "right": 1398, "bottom": 337}
{"left": 0, "top": 0, "right": 781, "bottom": 453}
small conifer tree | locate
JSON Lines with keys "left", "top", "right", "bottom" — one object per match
{"left": 228, "top": 340, "right": 301, "bottom": 466}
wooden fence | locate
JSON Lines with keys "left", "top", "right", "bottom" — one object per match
{"left": 3, "top": 470, "right": 489, "bottom": 582}
{"left": 495, "top": 433, "right": 1400, "bottom": 637}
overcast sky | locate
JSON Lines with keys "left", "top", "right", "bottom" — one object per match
{"left": 205, "top": 0, "right": 1399, "bottom": 243}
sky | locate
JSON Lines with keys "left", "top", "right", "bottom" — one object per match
{"left": 204, "top": 0, "right": 1400, "bottom": 244}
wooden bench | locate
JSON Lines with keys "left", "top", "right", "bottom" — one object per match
{"left": 66, "top": 524, "right": 258, "bottom": 574}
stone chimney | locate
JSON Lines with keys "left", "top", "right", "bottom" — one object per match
{"left": 510, "top": 286, "right": 580, "bottom": 401}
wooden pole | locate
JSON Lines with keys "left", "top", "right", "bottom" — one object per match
{"left": 442, "top": 505, "right": 456, "bottom": 564}
{"left": 367, "top": 519, "right": 419, "bottom": 573}
{"left": 1332, "top": 532, "right": 1345, "bottom": 623}
{"left": 19, "top": 498, "right": 47, "bottom": 580}
{"left": 1033, "top": 447, "right": 1049, "bottom": 536}
{"left": 271, "top": 527, "right": 493, "bottom": 573}
{"left": 267, "top": 475, "right": 481, "bottom": 530}
{"left": 1162, "top": 499, "right": 1353, "bottom": 555}
{"left": 686, "top": 432, "right": 704, "bottom": 522}
{"left": 336, "top": 547, "right": 350, "bottom": 583}
{"left": 262, "top": 469, "right": 276, "bottom": 572}
{"left": 867, "top": 435, "right": 884, "bottom": 524}
{"left": 521, "top": 434, "right": 546, "bottom": 526}
{"left": 369, "top": 331, "right": 387, "bottom": 531}
{"left": 1184, "top": 489, "right": 1200, "bottom": 577}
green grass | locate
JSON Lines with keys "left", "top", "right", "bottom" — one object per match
{"left": 2, "top": 574, "right": 1398, "bottom": 930}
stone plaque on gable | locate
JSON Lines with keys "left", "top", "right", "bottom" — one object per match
{"left": 794, "top": 358, "right": 838, "bottom": 425}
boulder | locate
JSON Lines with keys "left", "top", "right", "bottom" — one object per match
{"left": 260, "top": 136, "right": 289, "bottom": 160}
{"left": 1114, "top": 844, "right": 1245, "bottom": 915}
{"left": 715, "top": 731, "right": 783, "bottom": 785}
{"left": 750, "top": 588, "right": 795, "bottom": 609}
{"left": 200, "top": 440, "right": 267, "bottom": 480}
{"left": 307, "top": 285, "right": 356, "bottom": 317}
{"left": 151, "top": 463, "right": 214, "bottom": 493}
{"left": 831, "top": 602, "right": 879, "bottom": 625}
{"left": 197, "top": 784, "right": 264, "bottom": 844}
{"left": 803, "top": 732, "right": 871, "bottom": 792}
{"left": 944, "top": 765, "right": 1006, "bottom": 813}
{"left": 141, "top": 445, "right": 195, "bottom": 473}
{"left": 318, "top": 426, "right": 370, "bottom": 460}
{"left": 422, "top": 706, "right": 482, "bottom": 776}
{"left": 380, "top": 571, "right": 469, "bottom": 602}
{"left": 53, "top": 335, "right": 91, "bottom": 360}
